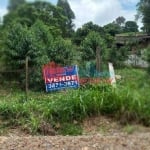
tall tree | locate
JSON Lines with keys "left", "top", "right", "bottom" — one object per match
{"left": 73, "top": 22, "right": 105, "bottom": 45}
{"left": 4, "top": 22, "right": 49, "bottom": 69}
{"left": 124, "top": 21, "right": 138, "bottom": 32}
{"left": 81, "top": 31, "right": 107, "bottom": 71}
{"left": 115, "top": 16, "right": 126, "bottom": 26}
{"left": 103, "top": 23, "right": 122, "bottom": 36}
{"left": 3, "top": 1, "right": 66, "bottom": 37}
{"left": 8, "top": 0, "right": 25, "bottom": 11}
{"left": 137, "top": 0, "right": 150, "bottom": 33}
{"left": 137, "top": 0, "right": 150, "bottom": 73}
{"left": 57, "top": 0, "right": 75, "bottom": 37}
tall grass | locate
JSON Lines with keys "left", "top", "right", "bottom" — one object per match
{"left": 0, "top": 68, "right": 149, "bottom": 135}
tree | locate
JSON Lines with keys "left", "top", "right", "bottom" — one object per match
{"left": 115, "top": 16, "right": 126, "bottom": 26}
{"left": 49, "top": 37, "right": 74, "bottom": 65}
{"left": 57, "top": 0, "right": 75, "bottom": 37}
{"left": 81, "top": 31, "right": 107, "bottom": 71}
{"left": 124, "top": 21, "right": 138, "bottom": 32}
{"left": 103, "top": 23, "right": 122, "bottom": 36}
{"left": 4, "top": 21, "right": 52, "bottom": 88}
{"left": 73, "top": 22, "right": 105, "bottom": 45}
{"left": 8, "top": 0, "right": 25, "bottom": 11}
{"left": 3, "top": 1, "right": 67, "bottom": 37}
{"left": 3, "top": 19, "right": 75, "bottom": 89}
{"left": 137, "top": 1, "right": 150, "bottom": 73}
{"left": 1, "top": 0, "right": 77, "bottom": 90}
{"left": 108, "top": 45, "right": 129, "bottom": 67}
{"left": 137, "top": 0, "right": 150, "bottom": 33}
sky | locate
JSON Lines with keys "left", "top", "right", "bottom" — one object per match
{"left": 0, "top": 0, "right": 141, "bottom": 29}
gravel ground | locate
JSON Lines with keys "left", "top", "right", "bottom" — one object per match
{"left": 0, "top": 133, "right": 150, "bottom": 150}
{"left": 0, "top": 116, "right": 150, "bottom": 150}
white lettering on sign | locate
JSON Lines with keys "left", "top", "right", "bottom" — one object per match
{"left": 46, "top": 75, "right": 77, "bottom": 83}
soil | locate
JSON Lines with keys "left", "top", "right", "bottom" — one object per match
{"left": 0, "top": 116, "right": 150, "bottom": 150}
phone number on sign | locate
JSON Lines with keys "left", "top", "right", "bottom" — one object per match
{"left": 46, "top": 80, "right": 79, "bottom": 90}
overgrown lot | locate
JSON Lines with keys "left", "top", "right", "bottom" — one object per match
{"left": 0, "top": 68, "right": 150, "bottom": 135}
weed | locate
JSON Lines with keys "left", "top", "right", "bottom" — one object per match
{"left": 122, "top": 124, "right": 136, "bottom": 134}
{"left": 0, "top": 68, "right": 149, "bottom": 135}
{"left": 58, "top": 123, "right": 82, "bottom": 135}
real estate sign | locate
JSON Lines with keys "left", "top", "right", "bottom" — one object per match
{"left": 43, "top": 64, "right": 79, "bottom": 92}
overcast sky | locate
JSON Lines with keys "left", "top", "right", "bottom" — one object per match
{"left": 0, "top": 0, "right": 141, "bottom": 29}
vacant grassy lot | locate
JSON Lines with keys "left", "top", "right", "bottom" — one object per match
{"left": 0, "top": 68, "right": 150, "bottom": 135}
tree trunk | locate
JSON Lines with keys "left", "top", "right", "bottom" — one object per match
{"left": 96, "top": 46, "right": 101, "bottom": 72}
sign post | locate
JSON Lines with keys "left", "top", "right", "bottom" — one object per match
{"left": 108, "top": 62, "right": 116, "bottom": 87}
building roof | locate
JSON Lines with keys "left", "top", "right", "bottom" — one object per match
{"left": 115, "top": 32, "right": 150, "bottom": 45}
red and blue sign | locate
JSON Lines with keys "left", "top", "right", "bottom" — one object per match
{"left": 43, "top": 62, "right": 79, "bottom": 92}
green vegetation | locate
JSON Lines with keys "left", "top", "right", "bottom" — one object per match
{"left": 0, "top": 69, "right": 149, "bottom": 135}
{"left": 0, "top": 0, "right": 149, "bottom": 90}
{"left": 122, "top": 124, "right": 137, "bottom": 134}
{"left": 0, "top": 0, "right": 150, "bottom": 136}
{"left": 137, "top": 0, "right": 150, "bottom": 33}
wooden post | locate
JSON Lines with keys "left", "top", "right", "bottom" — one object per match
{"left": 25, "top": 56, "right": 28, "bottom": 100}
{"left": 96, "top": 46, "right": 101, "bottom": 72}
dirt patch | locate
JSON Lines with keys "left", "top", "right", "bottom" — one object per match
{"left": 0, "top": 133, "right": 150, "bottom": 150}
{"left": 82, "top": 116, "right": 122, "bottom": 135}
{"left": 82, "top": 116, "right": 150, "bottom": 135}
{"left": 0, "top": 116, "right": 150, "bottom": 150}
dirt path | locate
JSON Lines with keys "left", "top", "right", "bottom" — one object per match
{"left": 0, "top": 132, "right": 150, "bottom": 150}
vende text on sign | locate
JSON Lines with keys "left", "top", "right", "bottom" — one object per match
{"left": 43, "top": 63, "right": 79, "bottom": 92}
{"left": 45, "top": 75, "right": 78, "bottom": 83}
